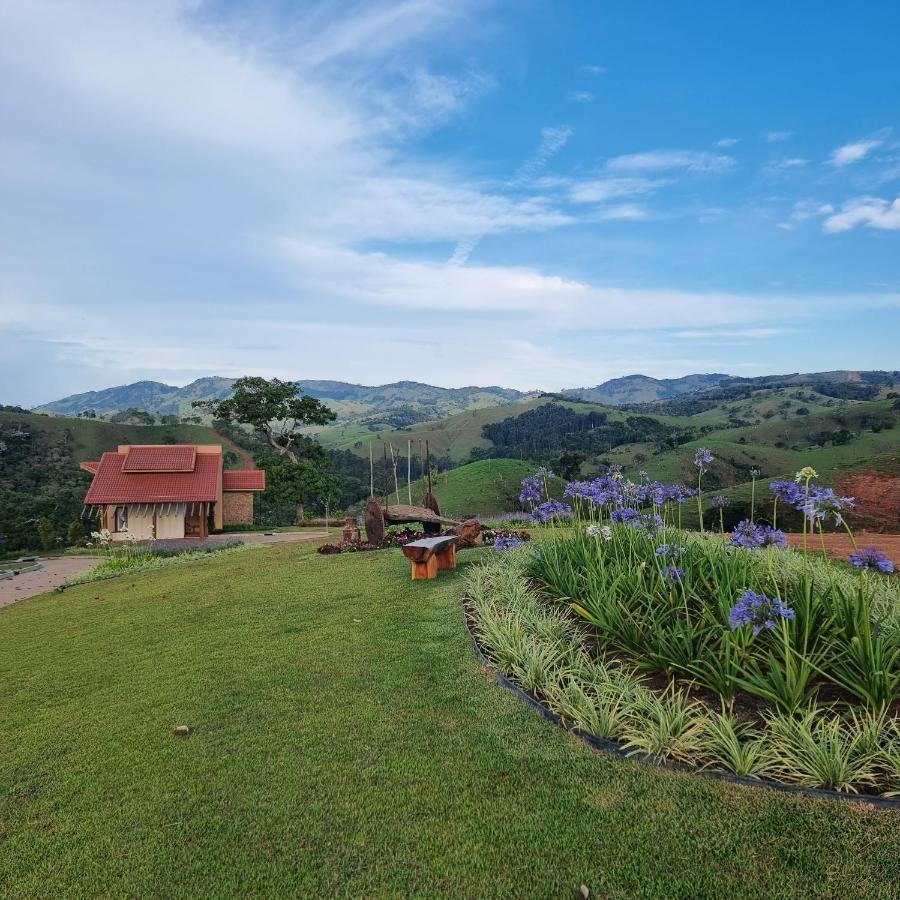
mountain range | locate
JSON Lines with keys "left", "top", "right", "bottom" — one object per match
{"left": 32, "top": 370, "right": 900, "bottom": 427}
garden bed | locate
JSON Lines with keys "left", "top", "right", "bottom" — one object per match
{"left": 464, "top": 548, "right": 900, "bottom": 804}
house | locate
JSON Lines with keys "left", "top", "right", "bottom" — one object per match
{"left": 80, "top": 444, "right": 265, "bottom": 540}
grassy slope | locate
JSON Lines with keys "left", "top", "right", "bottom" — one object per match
{"left": 406, "top": 458, "right": 537, "bottom": 518}
{"left": 316, "top": 397, "right": 629, "bottom": 462}
{"left": 2, "top": 544, "right": 899, "bottom": 898}
{"left": 0, "top": 410, "right": 229, "bottom": 464}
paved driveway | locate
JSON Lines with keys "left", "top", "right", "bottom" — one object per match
{"left": 0, "top": 557, "right": 103, "bottom": 609}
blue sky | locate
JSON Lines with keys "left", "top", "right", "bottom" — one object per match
{"left": 1, "top": 0, "right": 899, "bottom": 406}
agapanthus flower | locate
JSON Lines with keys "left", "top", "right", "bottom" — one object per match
{"left": 611, "top": 507, "right": 639, "bottom": 524}
{"left": 794, "top": 466, "right": 819, "bottom": 483}
{"left": 729, "top": 589, "right": 796, "bottom": 636}
{"left": 655, "top": 543, "right": 685, "bottom": 558}
{"left": 662, "top": 565, "right": 684, "bottom": 583}
{"left": 796, "top": 487, "right": 854, "bottom": 525}
{"left": 493, "top": 535, "right": 522, "bottom": 552}
{"left": 728, "top": 519, "right": 764, "bottom": 549}
{"left": 586, "top": 524, "right": 612, "bottom": 541}
{"left": 849, "top": 547, "right": 895, "bottom": 574}
{"left": 519, "top": 474, "right": 545, "bottom": 505}
{"left": 758, "top": 525, "right": 788, "bottom": 549}
{"left": 631, "top": 513, "right": 664, "bottom": 535}
{"left": 693, "top": 448, "right": 715, "bottom": 472}
{"left": 770, "top": 480, "right": 801, "bottom": 504}
{"left": 711, "top": 495, "right": 730, "bottom": 509}
{"left": 530, "top": 500, "right": 573, "bottom": 524}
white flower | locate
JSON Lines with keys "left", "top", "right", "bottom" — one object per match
{"left": 586, "top": 524, "right": 612, "bottom": 541}
{"left": 794, "top": 466, "right": 819, "bottom": 483}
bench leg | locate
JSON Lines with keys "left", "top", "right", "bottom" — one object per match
{"left": 411, "top": 554, "right": 438, "bottom": 580}
{"left": 435, "top": 543, "right": 457, "bottom": 571}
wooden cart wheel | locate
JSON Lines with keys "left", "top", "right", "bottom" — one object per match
{"left": 422, "top": 491, "right": 442, "bottom": 535}
{"left": 364, "top": 499, "right": 386, "bottom": 546}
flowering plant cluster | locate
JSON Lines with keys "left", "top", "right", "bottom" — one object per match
{"left": 493, "top": 535, "right": 523, "bottom": 552}
{"left": 849, "top": 547, "right": 895, "bottom": 574}
{"left": 728, "top": 589, "right": 796, "bottom": 635}
{"left": 728, "top": 520, "right": 788, "bottom": 550}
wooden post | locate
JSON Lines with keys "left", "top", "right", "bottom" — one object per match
{"left": 407, "top": 439, "right": 412, "bottom": 505}
{"left": 388, "top": 442, "right": 401, "bottom": 505}
{"left": 382, "top": 444, "right": 389, "bottom": 506}
{"left": 369, "top": 443, "right": 374, "bottom": 499}
{"left": 425, "top": 440, "right": 432, "bottom": 495}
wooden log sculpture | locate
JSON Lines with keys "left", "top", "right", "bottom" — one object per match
{"left": 401, "top": 535, "right": 457, "bottom": 580}
{"left": 363, "top": 499, "right": 386, "bottom": 546}
{"left": 421, "top": 491, "right": 442, "bottom": 535}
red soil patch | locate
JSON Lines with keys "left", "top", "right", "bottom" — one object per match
{"left": 781, "top": 531, "right": 900, "bottom": 567}
{"left": 837, "top": 470, "right": 900, "bottom": 531}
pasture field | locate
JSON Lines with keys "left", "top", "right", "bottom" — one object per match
{"left": 2, "top": 541, "right": 898, "bottom": 897}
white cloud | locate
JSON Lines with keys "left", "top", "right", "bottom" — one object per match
{"left": 777, "top": 200, "right": 834, "bottom": 230}
{"left": 566, "top": 91, "right": 595, "bottom": 103}
{"left": 765, "top": 157, "right": 809, "bottom": 175}
{"left": 829, "top": 139, "right": 882, "bottom": 167}
{"left": 605, "top": 150, "right": 734, "bottom": 174}
{"left": 764, "top": 131, "right": 793, "bottom": 143}
{"left": 568, "top": 177, "right": 670, "bottom": 203}
{"left": 823, "top": 197, "right": 900, "bottom": 232}
{"left": 512, "top": 126, "right": 573, "bottom": 184}
{"left": 716, "top": 137, "right": 740, "bottom": 148}
{"left": 581, "top": 64, "right": 606, "bottom": 75}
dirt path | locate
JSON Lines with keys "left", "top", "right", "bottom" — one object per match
{"left": 214, "top": 431, "right": 256, "bottom": 470}
{"left": 0, "top": 557, "right": 103, "bottom": 608}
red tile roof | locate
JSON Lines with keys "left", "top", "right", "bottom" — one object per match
{"left": 80, "top": 460, "right": 100, "bottom": 474}
{"left": 223, "top": 470, "right": 266, "bottom": 491}
{"left": 84, "top": 451, "right": 220, "bottom": 504}
{"left": 122, "top": 445, "right": 197, "bottom": 472}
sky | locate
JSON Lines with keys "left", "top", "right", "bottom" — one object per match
{"left": 1, "top": 0, "right": 899, "bottom": 407}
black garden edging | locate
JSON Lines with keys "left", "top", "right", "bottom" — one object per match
{"left": 462, "top": 600, "right": 900, "bottom": 811}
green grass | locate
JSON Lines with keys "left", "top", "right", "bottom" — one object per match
{"left": 0, "top": 409, "right": 229, "bottom": 464}
{"left": 405, "top": 458, "right": 542, "bottom": 517}
{"left": 2, "top": 544, "right": 899, "bottom": 897}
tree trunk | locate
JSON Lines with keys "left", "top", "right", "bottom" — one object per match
{"left": 295, "top": 501, "right": 305, "bottom": 524}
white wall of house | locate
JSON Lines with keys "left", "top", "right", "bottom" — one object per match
{"left": 156, "top": 505, "right": 186, "bottom": 539}
{"left": 126, "top": 507, "right": 155, "bottom": 540}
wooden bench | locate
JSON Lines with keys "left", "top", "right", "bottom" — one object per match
{"left": 401, "top": 535, "right": 458, "bottom": 580}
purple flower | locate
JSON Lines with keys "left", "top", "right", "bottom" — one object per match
{"left": 612, "top": 507, "right": 639, "bottom": 524}
{"left": 770, "top": 480, "right": 801, "bottom": 504}
{"left": 493, "top": 535, "right": 522, "bottom": 552}
{"left": 759, "top": 526, "right": 787, "bottom": 549}
{"left": 796, "top": 487, "right": 855, "bottom": 526}
{"left": 711, "top": 495, "right": 730, "bottom": 509}
{"left": 662, "top": 565, "right": 684, "bottom": 582}
{"left": 519, "top": 474, "right": 545, "bottom": 505}
{"left": 729, "top": 589, "right": 795, "bottom": 636}
{"left": 849, "top": 547, "right": 895, "bottom": 574}
{"left": 693, "top": 448, "right": 715, "bottom": 472}
{"left": 530, "top": 500, "right": 573, "bottom": 524}
{"left": 728, "top": 519, "right": 764, "bottom": 549}
{"left": 655, "top": 543, "right": 685, "bottom": 558}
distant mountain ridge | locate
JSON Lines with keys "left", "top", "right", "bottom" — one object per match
{"left": 32, "top": 370, "right": 900, "bottom": 424}
{"left": 561, "top": 373, "right": 730, "bottom": 405}
{"left": 33, "top": 378, "right": 540, "bottom": 425}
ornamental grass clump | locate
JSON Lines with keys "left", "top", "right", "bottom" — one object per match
{"left": 464, "top": 544, "right": 900, "bottom": 796}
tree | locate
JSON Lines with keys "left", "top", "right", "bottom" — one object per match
{"left": 37, "top": 517, "right": 56, "bottom": 550}
{"left": 193, "top": 377, "right": 335, "bottom": 462}
{"left": 66, "top": 520, "right": 85, "bottom": 546}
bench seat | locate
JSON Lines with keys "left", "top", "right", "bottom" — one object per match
{"left": 401, "top": 535, "right": 458, "bottom": 580}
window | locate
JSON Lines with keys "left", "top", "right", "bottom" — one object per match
{"left": 115, "top": 506, "right": 129, "bottom": 532}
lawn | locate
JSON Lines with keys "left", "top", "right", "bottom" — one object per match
{"left": 2, "top": 543, "right": 899, "bottom": 897}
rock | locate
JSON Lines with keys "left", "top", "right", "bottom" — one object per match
{"left": 172, "top": 725, "right": 191, "bottom": 737}
{"left": 578, "top": 886, "right": 590, "bottom": 899}
{"left": 453, "top": 519, "right": 484, "bottom": 549}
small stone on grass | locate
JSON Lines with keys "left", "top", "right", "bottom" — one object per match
{"left": 172, "top": 725, "right": 191, "bottom": 737}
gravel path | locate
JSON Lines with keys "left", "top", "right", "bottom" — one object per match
{"left": 0, "top": 557, "right": 103, "bottom": 608}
